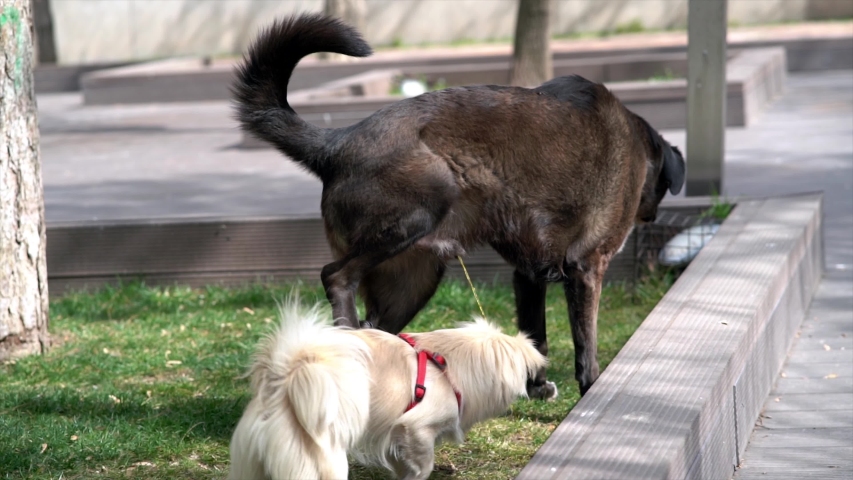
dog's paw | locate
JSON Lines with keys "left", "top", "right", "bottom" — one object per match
{"left": 527, "top": 381, "right": 558, "bottom": 402}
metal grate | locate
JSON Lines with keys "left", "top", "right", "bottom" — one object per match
{"left": 634, "top": 210, "right": 718, "bottom": 282}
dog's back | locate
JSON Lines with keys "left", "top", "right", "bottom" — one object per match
{"left": 228, "top": 303, "right": 371, "bottom": 480}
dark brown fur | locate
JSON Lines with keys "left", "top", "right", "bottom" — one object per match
{"left": 233, "top": 14, "right": 685, "bottom": 396}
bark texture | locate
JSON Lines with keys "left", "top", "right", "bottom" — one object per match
{"left": 1, "top": 0, "right": 49, "bottom": 360}
{"left": 320, "top": 0, "right": 366, "bottom": 62}
{"left": 510, "top": 0, "right": 553, "bottom": 87}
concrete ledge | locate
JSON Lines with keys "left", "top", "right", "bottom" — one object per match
{"left": 400, "top": 52, "right": 693, "bottom": 88}
{"left": 289, "top": 68, "right": 403, "bottom": 101}
{"left": 34, "top": 62, "right": 132, "bottom": 93}
{"left": 79, "top": 58, "right": 236, "bottom": 105}
{"left": 517, "top": 193, "right": 824, "bottom": 480}
{"left": 77, "top": 32, "right": 851, "bottom": 105}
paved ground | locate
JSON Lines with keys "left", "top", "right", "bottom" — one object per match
{"left": 721, "top": 70, "right": 853, "bottom": 479}
{"left": 654, "top": 69, "right": 853, "bottom": 479}
{"left": 37, "top": 95, "right": 320, "bottom": 223}
{"left": 732, "top": 274, "right": 853, "bottom": 479}
{"left": 37, "top": 61, "right": 852, "bottom": 477}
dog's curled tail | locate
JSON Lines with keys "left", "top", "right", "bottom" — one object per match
{"left": 229, "top": 302, "right": 371, "bottom": 480}
{"left": 232, "top": 13, "right": 372, "bottom": 178}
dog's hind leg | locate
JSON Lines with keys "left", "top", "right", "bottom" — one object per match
{"left": 513, "top": 270, "right": 558, "bottom": 400}
{"left": 322, "top": 210, "right": 443, "bottom": 329}
{"left": 359, "top": 250, "right": 446, "bottom": 333}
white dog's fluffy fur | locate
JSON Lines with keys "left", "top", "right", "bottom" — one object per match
{"left": 228, "top": 301, "right": 547, "bottom": 480}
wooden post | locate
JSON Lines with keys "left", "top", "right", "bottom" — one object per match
{"left": 686, "top": 0, "right": 728, "bottom": 196}
{"left": 510, "top": 0, "right": 553, "bottom": 87}
{"left": 32, "top": 0, "right": 57, "bottom": 64}
{"left": 320, "top": 0, "right": 366, "bottom": 62}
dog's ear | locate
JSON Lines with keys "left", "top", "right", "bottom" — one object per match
{"left": 663, "top": 145, "right": 685, "bottom": 195}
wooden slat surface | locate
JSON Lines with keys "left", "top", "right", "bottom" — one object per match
{"left": 745, "top": 426, "right": 853, "bottom": 448}
{"left": 733, "top": 272, "right": 853, "bottom": 480}
{"left": 46, "top": 199, "right": 708, "bottom": 296}
{"left": 734, "top": 447, "right": 852, "bottom": 480}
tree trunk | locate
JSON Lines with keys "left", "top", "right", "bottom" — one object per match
{"left": 510, "top": 0, "right": 553, "bottom": 87}
{"left": 1, "top": 0, "right": 50, "bottom": 360}
{"left": 32, "top": 0, "right": 57, "bottom": 64}
{"left": 320, "top": 0, "right": 367, "bottom": 62}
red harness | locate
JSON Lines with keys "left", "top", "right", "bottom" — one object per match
{"left": 398, "top": 333, "right": 462, "bottom": 413}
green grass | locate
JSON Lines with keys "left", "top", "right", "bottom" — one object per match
{"left": 701, "top": 190, "right": 735, "bottom": 222}
{"left": 1, "top": 275, "right": 673, "bottom": 479}
{"left": 612, "top": 19, "right": 647, "bottom": 35}
{"left": 647, "top": 68, "right": 681, "bottom": 82}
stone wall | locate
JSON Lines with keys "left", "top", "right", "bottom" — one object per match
{"left": 49, "top": 0, "right": 852, "bottom": 64}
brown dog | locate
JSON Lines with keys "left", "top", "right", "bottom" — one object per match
{"left": 233, "top": 14, "right": 685, "bottom": 397}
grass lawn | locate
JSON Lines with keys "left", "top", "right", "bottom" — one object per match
{"left": 1, "top": 274, "right": 672, "bottom": 479}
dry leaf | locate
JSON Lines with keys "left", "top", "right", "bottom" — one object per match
{"left": 132, "top": 461, "right": 155, "bottom": 467}
{"left": 165, "top": 360, "right": 182, "bottom": 367}
{"left": 40, "top": 443, "right": 48, "bottom": 454}
{"left": 160, "top": 329, "right": 169, "bottom": 337}
{"left": 246, "top": 323, "right": 252, "bottom": 330}
{"left": 70, "top": 435, "right": 78, "bottom": 441}
{"left": 102, "top": 348, "right": 109, "bottom": 354}
{"left": 146, "top": 390, "right": 152, "bottom": 398}
{"left": 109, "top": 395, "right": 121, "bottom": 404}
{"left": 180, "top": 325, "right": 186, "bottom": 332}
{"left": 243, "top": 307, "right": 255, "bottom": 315}
{"left": 825, "top": 373, "right": 838, "bottom": 379}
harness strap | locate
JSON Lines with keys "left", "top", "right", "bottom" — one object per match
{"left": 398, "top": 333, "right": 461, "bottom": 413}
{"left": 408, "top": 350, "right": 428, "bottom": 411}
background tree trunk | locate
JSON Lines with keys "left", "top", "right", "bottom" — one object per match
{"left": 1, "top": 0, "right": 50, "bottom": 360}
{"left": 510, "top": 0, "right": 553, "bottom": 87}
{"left": 32, "top": 0, "right": 56, "bottom": 64}
{"left": 320, "top": 0, "right": 367, "bottom": 62}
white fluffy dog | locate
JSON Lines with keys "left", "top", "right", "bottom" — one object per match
{"left": 228, "top": 301, "right": 548, "bottom": 480}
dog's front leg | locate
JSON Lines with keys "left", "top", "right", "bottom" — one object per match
{"left": 563, "top": 252, "right": 609, "bottom": 396}
{"left": 389, "top": 424, "right": 436, "bottom": 480}
{"left": 514, "top": 270, "right": 558, "bottom": 400}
